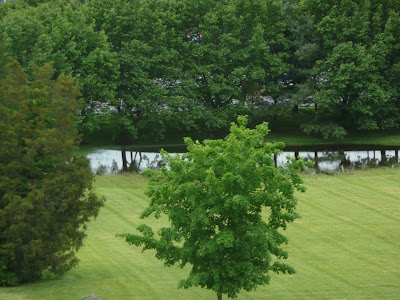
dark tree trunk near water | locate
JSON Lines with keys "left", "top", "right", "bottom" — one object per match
{"left": 381, "top": 150, "right": 387, "bottom": 163}
{"left": 121, "top": 150, "right": 128, "bottom": 172}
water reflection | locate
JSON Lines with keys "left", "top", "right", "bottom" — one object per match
{"left": 277, "top": 150, "right": 399, "bottom": 174}
{"left": 86, "top": 150, "right": 166, "bottom": 175}
{"left": 86, "top": 149, "right": 400, "bottom": 175}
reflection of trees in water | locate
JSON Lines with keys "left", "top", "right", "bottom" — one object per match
{"left": 142, "top": 154, "right": 166, "bottom": 170}
{"left": 345, "top": 150, "right": 399, "bottom": 170}
{"left": 299, "top": 149, "right": 399, "bottom": 173}
{"left": 95, "top": 164, "right": 108, "bottom": 175}
{"left": 95, "top": 160, "right": 119, "bottom": 175}
{"left": 341, "top": 150, "right": 399, "bottom": 171}
{"left": 92, "top": 149, "right": 399, "bottom": 175}
{"left": 111, "top": 160, "right": 119, "bottom": 173}
{"left": 127, "top": 149, "right": 399, "bottom": 174}
{"left": 349, "top": 157, "right": 378, "bottom": 169}
{"left": 120, "top": 151, "right": 165, "bottom": 173}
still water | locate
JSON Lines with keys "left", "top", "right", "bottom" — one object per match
{"left": 85, "top": 147, "right": 400, "bottom": 175}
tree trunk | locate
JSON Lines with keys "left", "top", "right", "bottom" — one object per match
{"left": 217, "top": 287, "right": 222, "bottom": 300}
{"left": 293, "top": 104, "right": 299, "bottom": 113}
{"left": 271, "top": 99, "right": 278, "bottom": 128}
{"left": 381, "top": 150, "right": 387, "bottom": 164}
{"left": 121, "top": 150, "right": 128, "bottom": 172}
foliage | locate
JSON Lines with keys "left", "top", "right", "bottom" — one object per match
{"left": 174, "top": 0, "right": 289, "bottom": 132}
{"left": 181, "top": 0, "right": 288, "bottom": 104}
{"left": 120, "top": 116, "right": 308, "bottom": 299}
{"left": 301, "top": 0, "right": 400, "bottom": 130}
{"left": 0, "top": 39, "right": 7, "bottom": 80}
{"left": 86, "top": 0, "right": 290, "bottom": 141}
{"left": 278, "top": 0, "right": 322, "bottom": 111}
{"left": 0, "top": 0, "right": 119, "bottom": 135}
{"left": 0, "top": 61, "right": 104, "bottom": 285}
{"left": 301, "top": 122, "right": 347, "bottom": 140}
{"left": 0, "top": 246, "right": 18, "bottom": 286}
{"left": 2, "top": 0, "right": 400, "bottom": 142}
{"left": 87, "top": 0, "right": 189, "bottom": 141}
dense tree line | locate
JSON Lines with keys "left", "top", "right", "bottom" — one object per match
{"left": 300, "top": 0, "right": 400, "bottom": 131}
{"left": 0, "top": 0, "right": 399, "bottom": 139}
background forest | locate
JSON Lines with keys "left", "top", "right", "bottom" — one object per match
{"left": 1, "top": 0, "right": 399, "bottom": 145}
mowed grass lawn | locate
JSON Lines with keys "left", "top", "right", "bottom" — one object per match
{"left": 1, "top": 168, "right": 400, "bottom": 299}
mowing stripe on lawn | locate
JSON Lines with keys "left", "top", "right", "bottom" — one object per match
{"left": 1, "top": 170, "right": 399, "bottom": 299}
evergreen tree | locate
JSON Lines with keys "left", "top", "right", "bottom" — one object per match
{"left": 0, "top": 61, "right": 104, "bottom": 285}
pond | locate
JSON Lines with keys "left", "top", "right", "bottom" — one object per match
{"left": 84, "top": 145, "right": 400, "bottom": 175}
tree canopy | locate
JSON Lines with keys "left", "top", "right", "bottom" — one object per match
{"left": 85, "top": 0, "right": 290, "bottom": 140}
{"left": 300, "top": 0, "right": 400, "bottom": 130}
{"left": 0, "top": 0, "right": 119, "bottom": 134}
{"left": 120, "top": 116, "right": 308, "bottom": 299}
{"left": 1, "top": 0, "right": 399, "bottom": 140}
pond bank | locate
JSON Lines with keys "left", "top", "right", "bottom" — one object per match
{"left": 265, "top": 129, "right": 400, "bottom": 147}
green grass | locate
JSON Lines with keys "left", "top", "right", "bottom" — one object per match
{"left": 1, "top": 169, "right": 400, "bottom": 299}
{"left": 265, "top": 128, "right": 400, "bottom": 147}
{"left": 265, "top": 109, "right": 400, "bottom": 146}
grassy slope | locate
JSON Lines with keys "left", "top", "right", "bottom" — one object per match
{"left": 1, "top": 169, "right": 400, "bottom": 299}
{"left": 265, "top": 109, "right": 400, "bottom": 146}
{"left": 265, "top": 129, "right": 400, "bottom": 147}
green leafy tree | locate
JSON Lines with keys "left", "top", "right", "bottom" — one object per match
{"left": 0, "top": 0, "right": 119, "bottom": 134}
{"left": 0, "top": 61, "right": 104, "bottom": 285}
{"left": 120, "top": 116, "right": 308, "bottom": 299}
{"left": 279, "top": 0, "right": 322, "bottom": 112}
{"left": 88, "top": 0, "right": 189, "bottom": 142}
{"left": 87, "top": 0, "right": 290, "bottom": 140}
{"left": 0, "top": 39, "right": 7, "bottom": 80}
{"left": 175, "top": 0, "right": 289, "bottom": 133}
{"left": 301, "top": 0, "right": 400, "bottom": 130}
